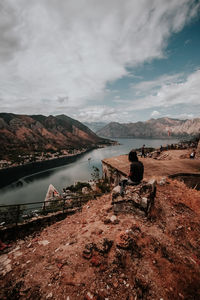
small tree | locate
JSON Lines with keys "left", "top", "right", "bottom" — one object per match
{"left": 91, "top": 166, "right": 100, "bottom": 181}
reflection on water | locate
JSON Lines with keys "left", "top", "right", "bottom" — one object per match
{"left": 24, "top": 169, "right": 56, "bottom": 183}
{"left": 0, "top": 138, "right": 178, "bottom": 205}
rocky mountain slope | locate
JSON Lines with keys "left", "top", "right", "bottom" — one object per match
{"left": 97, "top": 117, "right": 200, "bottom": 138}
{"left": 0, "top": 113, "right": 110, "bottom": 157}
{"left": 84, "top": 122, "right": 107, "bottom": 133}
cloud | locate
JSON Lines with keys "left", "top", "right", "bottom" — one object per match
{"left": 0, "top": 0, "right": 199, "bottom": 115}
{"left": 128, "top": 69, "right": 200, "bottom": 110}
{"left": 57, "top": 96, "right": 69, "bottom": 104}
{"left": 184, "top": 39, "right": 191, "bottom": 46}
{"left": 74, "top": 106, "right": 120, "bottom": 123}
{"left": 167, "top": 113, "right": 194, "bottom": 119}
{"left": 151, "top": 110, "right": 160, "bottom": 117}
{"left": 131, "top": 73, "right": 184, "bottom": 96}
{"left": 0, "top": 1, "right": 24, "bottom": 62}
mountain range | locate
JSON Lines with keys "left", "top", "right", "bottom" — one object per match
{"left": 83, "top": 121, "right": 107, "bottom": 133}
{"left": 0, "top": 113, "right": 111, "bottom": 158}
{"left": 96, "top": 117, "right": 200, "bottom": 138}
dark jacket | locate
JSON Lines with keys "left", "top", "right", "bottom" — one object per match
{"left": 129, "top": 161, "right": 144, "bottom": 183}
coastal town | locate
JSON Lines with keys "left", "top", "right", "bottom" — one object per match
{"left": 0, "top": 144, "right": 110, "bottom": 170}
{"left": 0, "top": 148, "right": 89, "bottom": 169}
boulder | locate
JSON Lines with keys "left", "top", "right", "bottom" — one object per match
{"left": 112, "top": 179, "right": 156, "bottom": 216}
{"left": 112, "top": 185, "right": 121, "bottom": 195}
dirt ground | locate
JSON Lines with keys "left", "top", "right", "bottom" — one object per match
{"left": 0, "top": 178, "right": 200, "bottom": 300}
{"left": 103, "top": 149, "right": 200, "bottom": 180}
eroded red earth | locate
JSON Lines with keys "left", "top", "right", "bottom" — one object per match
{"left": 1, "top": 178, "right": 200, "bottom": 300}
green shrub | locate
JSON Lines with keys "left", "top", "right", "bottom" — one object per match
{"left": 91, "top": 166, "right": 100, "bottom": 180}
{"left": 67, "top": 181, "right": 92, "bottom": 193}
{"left": 96, "top": 180, "right": 111, "bottom": 193}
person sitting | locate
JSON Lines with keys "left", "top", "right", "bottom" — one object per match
{"left": 141, "top": 144, "right": 146, "bottom": 158}
{"left": 190, "top": 150, "right": 196, "bottom": 159}
{"left": 120, "top": 150, "right": 144, "bottom": 195}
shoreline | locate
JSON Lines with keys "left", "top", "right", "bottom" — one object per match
{"left": 0, "top": 148, "right": 94, "bottom": 189}
{"left": 100, "top": 136, "right": 180, "bottom": 140}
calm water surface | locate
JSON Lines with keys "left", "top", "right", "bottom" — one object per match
{"left": 0, "top": 138, "right": 178, "bottom": 205}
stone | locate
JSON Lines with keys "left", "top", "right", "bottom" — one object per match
{"left": 85, "top": 291, "right": 96, "bottom": 300}
{"left": 89, "top": 181, "right": 98, "bottom": 191}
{"left": 18, "top": 240, "right": 25, "bottom": 245}
{"left": 141, "top": 197, "right": 148, "bottom": 208}
{"left": 82, "top": 187, "right": 91, "bottom": 194}
{"left": 82, "top": 249, "right": 92, "bottom": 259}
{"left": 0, "top": 254, "right": 12, "bottom": 276}
{"left": 46, "top": 292, "right": 53, "bottom": 299}
{"left": 112, "top": 185, "right": 121, "bottom": 194}
{"left": 13, "top": 251, "right": 23, "bottom": 258}
{"left": 97, "top": 238, "right": 113, "bottom": 254}
{"left": 158, "top": 177, "right": 166, "bottom": 186}
{"left": 110, "top": 215, "right": 117, "bottom": 222}
{"left": 10, "top": 246, "right": 20, "bottom": 253}
{"left": 83, "top": 239, "right": 113, "bottom": 260}
{"left": 116, "top": 231, "right": 130, "bottom": 249}
{"left": 178, "top": 293, "right": 184, "bottom": 299}
{"left": 38, "top": 240, "right": 50, "bottom": 246}
{"left": 82, "top": 243, "right": 95, "bottom": 259}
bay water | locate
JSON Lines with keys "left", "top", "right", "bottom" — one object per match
{"left": 0, "top": 138, "right": 178, "bottom": 206}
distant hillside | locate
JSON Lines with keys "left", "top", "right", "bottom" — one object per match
{"left": 96, "top": 117, "right": 200, "bottom": 138}
{"left": 84, "top": 121, "right": 107, "bottom": 133}
{"left": 0, "top": 113, "right": 110, "bottom": 157}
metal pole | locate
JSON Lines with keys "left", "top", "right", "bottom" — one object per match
{"left": 62, "top": 199, "right": 65, "bottom": 213}
{"left": 43, "top": 201, "right": 46, "bottom": 214}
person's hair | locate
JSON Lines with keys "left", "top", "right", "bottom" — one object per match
{"left": 128, "top": 150, "right": 138, "bottom": 162}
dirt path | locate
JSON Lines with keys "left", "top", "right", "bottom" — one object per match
{"left": 103, "top": 149, "right": 200, "bottom": 180}
{"left": 142, "top": 157, "right": 200, "bottom": 179}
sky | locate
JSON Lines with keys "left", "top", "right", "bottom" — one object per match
{"left": 0, "top": 0, "right": 200, "bottom": 123}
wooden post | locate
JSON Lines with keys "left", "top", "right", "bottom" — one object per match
{"left": 16, "top": 205, "right": 20, "bottom": 226}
